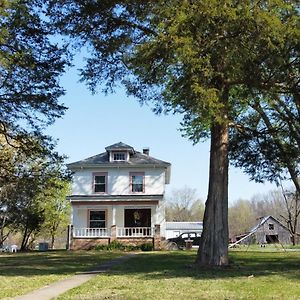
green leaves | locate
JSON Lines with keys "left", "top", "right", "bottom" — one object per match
{"left": 0, "top": 0, "right": 69, "bottom": 157}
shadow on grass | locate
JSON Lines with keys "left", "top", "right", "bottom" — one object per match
{"left": 109, "top": 250, "right": 300, "bottom": 281}
{"left": 0, "top": 250, "right": 120, "bottom": 276}
{"left": 1, "top": 250, "right": 300, "bottom": 282}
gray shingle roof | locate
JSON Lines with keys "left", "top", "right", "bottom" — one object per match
{"left": 67, "top": 143, "right": 171, "bottom": 169}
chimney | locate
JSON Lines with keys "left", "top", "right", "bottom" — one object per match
{"left": 143, "top": 147, "right": 150, "bottom": 156}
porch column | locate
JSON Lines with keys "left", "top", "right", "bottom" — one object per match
{"left": 67, "top": 224, "right": 73, "bottom": 250}
{"left": 110, "top": 205, "right": 117, "bottom": 243}
{"left": 112, "top": 205, "right": 116, "bottom": 225}
{"left": 110, "top": 225, "right": 117, "bottom": 242}
{"left": 154, "top": 224, "right": 161, "bottom": 250}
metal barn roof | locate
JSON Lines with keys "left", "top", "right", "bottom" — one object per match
{"left": 166, "top": 222, "right": 203, "bottom": 230}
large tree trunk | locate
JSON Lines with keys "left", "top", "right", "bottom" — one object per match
{"left": 196, "top": 121, "right": 229, "bottom": 267}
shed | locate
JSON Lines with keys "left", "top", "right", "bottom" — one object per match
{"left": 165, "top": 221, "right": 203, "bottom": 239}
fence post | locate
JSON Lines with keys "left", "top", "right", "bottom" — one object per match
{"left": 110, "top": 225, "right": 117, "bottom": 244}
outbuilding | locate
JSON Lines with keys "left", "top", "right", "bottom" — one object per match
{"left": 165, "top": 221, "right": 203, "bottom": 239}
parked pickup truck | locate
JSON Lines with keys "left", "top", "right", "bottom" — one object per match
{"left": 167, "top": 232, "right": 201, "bottom": 249}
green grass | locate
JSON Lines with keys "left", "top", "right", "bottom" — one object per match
{"left": 0, "top": 250, "right": 122, "bottom": 299}
{"left": 1, "top": 249, "right": 300, "bottom": 300}
{"left": 58, "top": 250, "right": 300, "bottom": 300}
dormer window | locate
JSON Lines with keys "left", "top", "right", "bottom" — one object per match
{"left": 113, "top": 152, "right": 126, "bottom": 161}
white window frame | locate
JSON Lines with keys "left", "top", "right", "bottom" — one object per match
{"left": 88, "top": 210, "right": 106, "bottom": 228}
{"left": 113, "top": 152, "right": 126, "bottom": 161}
{"left": 92, "top": 172, "right": 107, "bottom": 194}
{"left": 130, "top": 172, "right": 145, "bottom": 193}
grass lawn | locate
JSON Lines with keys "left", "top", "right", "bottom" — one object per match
{"left": 58, "top": 250, "right": 300, "bottom": 300}
{"left": 0, "top": 250, "right": 123, "bottom": 299}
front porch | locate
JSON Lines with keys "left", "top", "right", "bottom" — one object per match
{"left": 69, "top": 203, "right": 165, "bottom": 250}
{"left": 69, "top": 224, "right": 161, "bottom": 250}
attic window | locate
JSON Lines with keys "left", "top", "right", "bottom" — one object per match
{"left": 269, "top": 224, "right": 274, "bottom": 230}
{"left": 113, "top": 152, "right": 126, "bottom": 161}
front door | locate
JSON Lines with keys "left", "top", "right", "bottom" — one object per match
{"left": 124, "top": 209, "right": 151, "bottom": 227}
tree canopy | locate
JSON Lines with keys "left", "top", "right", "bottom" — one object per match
{"left": 0, "top": 0, "right": 68, "bottom": 156}
{"left": 0, "top": 133, "right": 70, "bottom": 250}
{"left": 230, "top": 94, "right": 300, "bottom": 192}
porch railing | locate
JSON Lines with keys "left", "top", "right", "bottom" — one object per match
{"left": 117, "top": 227, "right": 154, "bottom": 237}
{"left": 72, "top": 227, "right": 154, "bottom": 238}
{"left": 73, "top": 227, "right": 110, "bottom": 238}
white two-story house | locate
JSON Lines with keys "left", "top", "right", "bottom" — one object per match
{"left": 67, "top": 142, "right": 171, "bottom": 250}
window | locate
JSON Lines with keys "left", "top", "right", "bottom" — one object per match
{"left": 269, "top": 224, "right": 274, "bottom": 230}
{"left": 89, "top": 210, "right": 106, "bottom": 228}
{"left": 93, "top": 173, "right": 107, "bottom": 193}
{"left": 113, "top": 152, "right": 126, "bottom": 161}
{"left": 130, "top": 172, "right": 144, "bottom": 193}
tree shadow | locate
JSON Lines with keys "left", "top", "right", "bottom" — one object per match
{"left": 0, "top": 250, "right": 119, "bottom": 276}
{"left": 109, "top": 250, "right": 300, "bottom": 281}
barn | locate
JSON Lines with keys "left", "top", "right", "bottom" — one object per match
{"left": 232, "top": 216, "right": 291, "bottom": 246}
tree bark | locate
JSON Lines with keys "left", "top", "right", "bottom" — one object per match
{"left": 196, "top": 121, "right": 229, "bottom": 267}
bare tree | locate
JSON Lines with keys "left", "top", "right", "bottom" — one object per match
{"left": 280, "top": 187, "right": 300, "bottom": 246}
{"left": 228, "top": 199, "right": 256, "bottom": 239}
{"left": 166, "top": 186, "right": 204, "bottom": 221}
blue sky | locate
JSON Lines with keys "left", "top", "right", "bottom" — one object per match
{"left": 46, "top": 65, "right": 277, "bottom": 204}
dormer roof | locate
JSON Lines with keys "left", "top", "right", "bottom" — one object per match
{"left": 105, "top": 142, "right": 135, "bottom": 154}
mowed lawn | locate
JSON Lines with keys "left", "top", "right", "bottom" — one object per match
{"left": 1, "top": 249, "right": 300, "bottom": 300}
{"left": 58, "top": 250, "right": 300, "bottom": 300}
{"left": 0, "top": 250, "right": 122, "bottom": 299}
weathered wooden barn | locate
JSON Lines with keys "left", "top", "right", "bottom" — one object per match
{"left": 235, "top": 216, "right": 291, "bottom": 245}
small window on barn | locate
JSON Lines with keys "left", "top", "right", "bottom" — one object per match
{"left": 269, "top": 224, "right": 274, "bottom": 230}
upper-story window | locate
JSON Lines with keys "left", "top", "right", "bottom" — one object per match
{"left": 93, "top": 172, "right": 107, "bottom": 193}
{"left": 130, "top": 172, "right": 145, "bottom": 193}
{"left": 269, "top": 224, "right": 274, "bottom": 230}
{"left": 113, "top": 152, "right": 126, "bottom": 161}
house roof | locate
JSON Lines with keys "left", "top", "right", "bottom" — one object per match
{"left": 68, "top": 143, "right": 170, "bottom": 168}
{"left": 105, "top": 142, "right": 135, "bottom": 153}
{"left": 67, "top": 142, "right": 171, "bottom": 183}
{"left": 166, "top": 222, "right": 203, "bottom": 231}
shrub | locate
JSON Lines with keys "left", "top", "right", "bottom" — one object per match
{"left": 140, "top": 243, "right": 153, "bottom": 251}
{"left": 94, "top": 241, "right": 153, "bottom": 251}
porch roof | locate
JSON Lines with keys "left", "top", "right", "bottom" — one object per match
{"left": 67, "top": 194, "right": 163, "bottom": 202}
